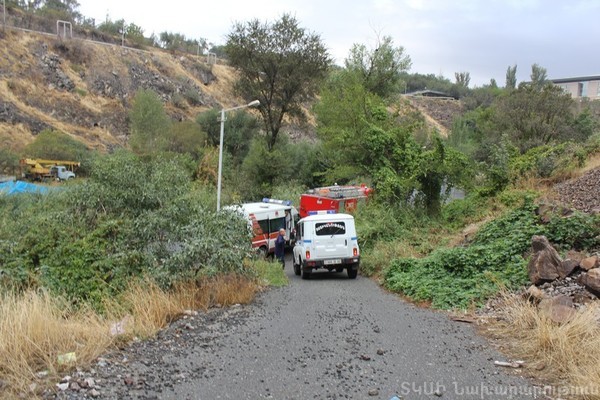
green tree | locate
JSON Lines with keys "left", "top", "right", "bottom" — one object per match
{"left": 0, "top": 148, "right": 20, "bottom": 174}
{"left": 345, "top": 35, "right": 411, "bottom": 98}
{"left": 97, "top": 18, "right": 124, "bottom": 36}
{"left": 491, "top": 83, "right": 578, "bottom": 151}
{"left": 315, "top": 69, "right": 421, "bottom": 202}
{"left": 505, "top": 64, "right": 517, "bottom": 89}
{"left": 454, "top": 71, "right": 471, "bottom": 88}
{"left": 37, "top": 0, "right": 81, "bottom": 22}
{"left": 128, "top": 89, "right": 172, "bottom": 155}
{"left": 530, "top": 63, "right": 548, "bottom": 89}
{"left": 225, "top": 14, "right": 331, "bottom": 150}
{"left": 314, "top": 70, "right": 382, "bottom": 182}
{"left": 126, "top": 23, "right": 146, "bottom": 47}
{"left": 23, "top": 129, "right": 90, "bottom": 161}
{"left": 415, "top": 137, "right": 472, "bottom": 214}
{"left": 159, "top": 31, "right": 185, "bottom": 52}
{"left": 167, "top": 120, "right": 206, "bottom": 160}
{"left": 236, "top": 134, "right": 320, "bottom": 200}
{"left": 196, "top": 108, "right": 260, "bottom": 164}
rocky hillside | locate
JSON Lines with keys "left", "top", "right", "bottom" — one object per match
{"left": 0, "top": 29, "right": 466, "bottom": 155}
{"left": 0, "top": 29, "right": 245, "bottom": 152}
{"left": 404, "top": 95, "right": 464, "bottom": 137}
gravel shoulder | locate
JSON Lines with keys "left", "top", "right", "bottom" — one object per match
{"left": 54, "top": 256, "right": 546, "bottom": 400}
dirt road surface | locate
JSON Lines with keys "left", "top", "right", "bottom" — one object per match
{"left": 58, "top": 257, "right": 544, "bottom": 400}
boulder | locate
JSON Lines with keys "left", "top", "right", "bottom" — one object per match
{"left": 524, "top": 285, "right": 546, "bottom": 303}
{"left": 578, "top": 269, "right": 600, "bottom": 296}
{"left": 528, "top": 236, "right": 562, "bottom": 285}
{"left": 566, "top": 250, "right": 586, "bottom": 263}
{"left": 558, "top": 259, "right": 579, "bottom": 278}
{"left": 538, "top": 295, "right": 576, "bottom": 324}
{"left": 580, "top": 256, "right": 599, "bottom": 271}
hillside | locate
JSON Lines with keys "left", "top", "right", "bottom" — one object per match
{"left": 0, "top": 29, "right": 248, "bottom": 153}
{"left": 0, "top": 29, "right": 466, "bottom": 156}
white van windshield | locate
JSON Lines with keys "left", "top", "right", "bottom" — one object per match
{"left": 315, "top": 221, "right": 346, "bottom": 236}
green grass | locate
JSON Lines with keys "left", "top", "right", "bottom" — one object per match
{"left": 251, "top": 259, "right": 289, "bottom": 287}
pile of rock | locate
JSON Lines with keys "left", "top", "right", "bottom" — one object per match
{"left": 555, "top": 167, "right": 600, "bottom": 214}
{"left": 526, "top": 235, "right": 599, "bottom": 322}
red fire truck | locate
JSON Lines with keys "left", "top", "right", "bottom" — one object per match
{"left": 299, "top": 184, "right": 373, "bottom": 218}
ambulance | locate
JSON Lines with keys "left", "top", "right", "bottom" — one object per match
{"left": 226, "top": 198, "right": 299, "bottom": 256}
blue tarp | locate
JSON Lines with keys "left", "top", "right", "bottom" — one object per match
{"left": 0, "top": 180, "right": 50, "bottom": 195}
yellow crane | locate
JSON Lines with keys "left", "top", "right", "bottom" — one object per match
{"left": 19, "top": 159, "right": 80, "bottom": 181}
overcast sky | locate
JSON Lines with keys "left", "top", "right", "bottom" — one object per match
{"left": 76, "top": 0, "right": 600, "bottom": 87}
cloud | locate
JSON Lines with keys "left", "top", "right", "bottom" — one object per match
{"left": 77, "top": 0, "right": 600, "bottom": 87}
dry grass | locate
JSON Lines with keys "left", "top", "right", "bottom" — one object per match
{"left": 0, "top": 274, "right": 260, "bottom": 398}
{"left": 483, "top": 293, "right": 600, "bottom": 399}
{"left": 583, "top": 153, "right": 600, "bottom": 173}
{"left": 0, "top": 290, "right": 113, "bottom": 397}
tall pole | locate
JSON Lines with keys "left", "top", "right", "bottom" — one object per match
{"left": 3, "top": 0, "right": 6, "bottom": 30}
{"left": 216, "top": 100, "right": 260, "bottom": 212}
{"left": 121, "top": 20, "right": 125, "bottom": 46}
{"left": 216, "top": 108, "right": 225, "bottom": 212}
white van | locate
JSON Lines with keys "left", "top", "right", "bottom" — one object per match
{"left": 292, "top": 212, "right": 360, "bottom": 279}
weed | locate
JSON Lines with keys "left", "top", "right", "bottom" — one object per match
{"left": 246, "top": 258, "right": 288, "bottom": 287}
{"left": 486, "top": 294, "right": 600, "bottom": 398}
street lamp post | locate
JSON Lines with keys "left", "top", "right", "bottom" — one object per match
{"left": 216, "top": 99, "right": 260, "bottom": 212}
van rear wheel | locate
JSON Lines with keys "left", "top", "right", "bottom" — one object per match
{"left": 301, "top": 267, "right": 311, "bottom": 280}
{"left": 347, "top": 268, "right": 358, "bottom": 279}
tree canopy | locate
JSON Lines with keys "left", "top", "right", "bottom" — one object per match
{"left": 128, "top": 89, "right": 171, "bottom": 155}
{"left": 344, "top": 35, "right": 411, "bottom": 98}
{"left": 225, "top": 14, "right": 331, "bottom": 150}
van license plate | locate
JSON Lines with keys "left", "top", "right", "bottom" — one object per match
{"left": 324, "top": 259, "right": 342, "bottom": 265}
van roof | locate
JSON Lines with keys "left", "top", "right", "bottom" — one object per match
{"left": 224, "top": 202, "right": 293, "bottom": 215}
{"left": 299, "top": 213, "right": 355, "bottom": 223}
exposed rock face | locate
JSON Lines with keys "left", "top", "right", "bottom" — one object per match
{"left": 528, "top": 236, "right": 562, "bottom": 285}
{"left": 40, "top": 53, "right": 75, "bottom": 91}
{"left": 0, "top": 102, "right": 50, "bottom": 134}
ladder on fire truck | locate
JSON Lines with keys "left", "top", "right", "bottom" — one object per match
{"left": 307, "top": 185, "right": 369, "bottom": 199}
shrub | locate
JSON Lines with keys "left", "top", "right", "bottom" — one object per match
{"left": 183, "top": 88, "right": 203, "bottom": 106}
{"left": 0, "top": 151, "right": 254, "bottom": 308}
{"left": 23, "top": 129, "right": 91, "bottom": 162}
{"left": 384, "top": 201, "right": 541, "bottom": 309}
{"left": 546, "top": 212, "right": 600, "bottom": 251}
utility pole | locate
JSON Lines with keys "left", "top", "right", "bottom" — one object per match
{"left": 3, "top": 0, "right": 6, "bottom": 31}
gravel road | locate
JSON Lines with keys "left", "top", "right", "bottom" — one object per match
{"left": 56, "top": 256, "right": 545, "bottom": 400}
